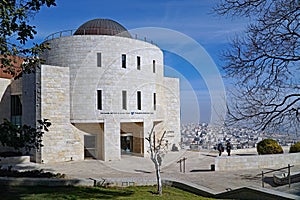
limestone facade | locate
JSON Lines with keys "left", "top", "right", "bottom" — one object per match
{"left": 0, "top": 19, "right": 181, "bottom": 163}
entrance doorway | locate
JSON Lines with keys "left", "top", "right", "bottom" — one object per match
{"left": 120, "top": 122, "right": 144, "bottom": 156}
{"left": 84, "top": 135, "right": 97, "bottom": 159}
{"left": 121, "top": 133, "right": 133, "bottom": 154}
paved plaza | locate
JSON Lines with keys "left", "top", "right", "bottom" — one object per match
{"left": 11, "top": 150, "right": 300, "bottom": 197}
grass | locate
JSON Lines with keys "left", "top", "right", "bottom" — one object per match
{"left": 0, "top": 185, "right": 218, "bottom": 200}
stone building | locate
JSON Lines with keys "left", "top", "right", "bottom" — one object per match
{"left": 0, "top": 19, "right": 180, "bottom": 163}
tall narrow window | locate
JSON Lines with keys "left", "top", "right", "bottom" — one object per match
{"left": 137, "top": 56, "right": 141, "bottom": 70}
{"left": 122, "top": 54, "right": 126, "bottom": 68}
{"left": 11, "top": 95, "right": 22, "bottom": 126}
{"left": 137, "top": 91, "right": 141, "bottom": 110}
{"left": 97, "top": 53, "right": 102, "bottom": 67}
{"left": 122, "top": 90, "right": 127, "bottom": 110}
{"left": 97, "top": 90, "right": 102, "bottom": 110}
{"left": 152, "top": 60, "right": 156, "bottom": 73}
{"left": 153, "top": 93, "right": 156, "bottom": 110}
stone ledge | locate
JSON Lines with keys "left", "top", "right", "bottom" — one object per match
{"left": 163, "top": 178, "right": 216, "bottom": 197}
{"left": 215, "top": 153, "right": 300, "bottom": 171}
{"left": 0, "top": 156, "right": 30, "bottom": 165}
{"left": 0, "top": 177, "right": 94, "bottom": 187}
{"left": 163, "top": 179, "right": 299, "bottom": 200}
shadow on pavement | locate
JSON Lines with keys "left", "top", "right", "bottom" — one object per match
{"left": 201, "top": 154, "right": 217, "bottom": 158}
{"left": 134, "top": 169, "right": 152, "bottom": 174}
{"left": 190, "top": 169, "right": 212, "bottom": 172}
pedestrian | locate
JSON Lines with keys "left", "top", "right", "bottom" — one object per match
{"left": 217, "top": 143, "right": 224, "bottom": 156}
{"left": 226, "top": 141, "right": 232, "bottom": 156}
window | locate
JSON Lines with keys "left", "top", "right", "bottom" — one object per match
{"left": 97, "top": 90, "right": 102, "bottom": 110}
{"left": 137, "top": 56, "right": 141, "bottom": 70}
{"left": 137, "top": 91, "right": 141, "bottom": 110}
{"left": 122, "top": 90, "right": 127, "bottom": 110}
{"left": 153, "top": 93, "right": 156, "bottom": 110}
{"left": 152, "top": 60, "right": 156, "bottom": 73}
{"left": 11, "top": 95, "right": 22, "bottom": 126}
{"left": 11, "top": 95, "right": 22, "bottom": 116}
{"left": 122, "top": 54, "right": 126, "bottom": 68}
{"left": 97, "top": 53, "right": 101, "bottom": 67}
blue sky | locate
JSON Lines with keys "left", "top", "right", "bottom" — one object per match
{"left": 31, "top": 0, "right": 248, "bottom": 124}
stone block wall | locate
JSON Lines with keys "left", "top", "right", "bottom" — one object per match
{"left": 40, "top": 65, "right": 84, "bottom": 163}
{"left": 41, "top": 35, "right": 165, "bottom": 122}
{"left": 22, "top": 73, "right": 37, "bottom": 127}
{"left": 0, "top": 78, "right": 11, "bottom": 122}
{"left": 162, "top": 77, "right": 181, "bottom": 150}
{"left": 215, "top": 153, "right": 300, "bottom": 171}
{"left": 0, "top": 78, "right": 22, "bottom": 123}
{"left": 39, "top": 35, "right": 180, "bottom": 162}
{"left": 104, "top": 120, "right": 121, "bottom": 161}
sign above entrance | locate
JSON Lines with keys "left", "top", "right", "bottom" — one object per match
{"left": 100, "top": 111, "right": 154, "bottom": 115}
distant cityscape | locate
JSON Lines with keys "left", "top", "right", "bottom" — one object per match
{"left": 181, "top": 123, "right": 299, "bottom": 150}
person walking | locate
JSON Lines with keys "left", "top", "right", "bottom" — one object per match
{"left": 217, "top": 143, "right": 224, "bottom": 156}
{"left": 226, "top": 141, "right": 232, "bottom": 156}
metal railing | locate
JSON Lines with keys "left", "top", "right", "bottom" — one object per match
{"left": 260, "top": 164, "right": 294, "bottom": 188}
{"left": 43, "top": 28, "right": 157, "bottom": 46}
{"left": 44, "top": 29, "right": 75, "bottom": 41}
{"left": 177, "top": 157, "right": 187, "bottom": 173}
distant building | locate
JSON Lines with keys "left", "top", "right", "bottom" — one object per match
{"left": 0, "top": 19, "right": 180, "bottom": 163}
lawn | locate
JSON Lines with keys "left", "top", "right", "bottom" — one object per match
{"left": 0, "top": 185, "right": 218, "bottom": 200}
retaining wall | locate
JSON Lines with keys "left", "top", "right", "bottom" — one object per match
{"left": 215, "top": 152, "right": 300, "bottom": 171}
{"left": 0, "top": 177, "right": 93, "bottom": 187}
{"left": 0, "top": 156, "right": 30, "bottom": 165}
{"left": 163, "top": 179, "right": 299, "bottom": 200}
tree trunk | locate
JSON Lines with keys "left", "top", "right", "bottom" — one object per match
{"left": 155, "top": 161, "right": 162, "bottom": 195}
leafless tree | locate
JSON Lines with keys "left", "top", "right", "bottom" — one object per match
{"left": 215, "top": 0, "right": 300, "bottom": 132}
{"left": 146, "top": 123, "right": 167, "bottom": 195}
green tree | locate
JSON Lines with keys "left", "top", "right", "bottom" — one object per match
{"left": 0, "top": 119, "right": 51, "bottom": 154}
{"left": 0, "top": 0, "right": 56, "bottom": 77}
{"left": 0, "top": 1, "right": 55, "bottom": 155}
{"left": 215, "top": 0, "right": 299, "bottom": 132}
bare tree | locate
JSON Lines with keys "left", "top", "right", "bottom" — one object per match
{"left": 215, "top": 0, "right": 300, "bottom": 132}
{"left": 146, "top": 124, "right": 167, "bottom": 195}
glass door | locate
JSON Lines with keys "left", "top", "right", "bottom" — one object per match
{"left": 84, "top": 135, "right": 97, "bottom": 159}
{"left": 121, "top": 133, "right": 133, "bottom": 154}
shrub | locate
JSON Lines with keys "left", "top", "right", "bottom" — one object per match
{"left": 289, "top": 142, "right": 300, "bottom": 153}
{"left": 257, "top": 138, "right": 283, "bottom": 155}
{"left": 0, "top": 119, "right": 51, "bottom": 154}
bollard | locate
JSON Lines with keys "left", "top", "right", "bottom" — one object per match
{"left": 288, "top": 164, "right": 291, "bottom": 188}
{"left": 262, "top": 171, "right": 264, "bottom": 188}
{"left": 183, "top": 157, "right": 187, "bottom": 173}
{"left": 177, "top": 159, "right": 182, "bottom": 172}
{"left": 179, "top": 160, "right": 182, "bottom": 172}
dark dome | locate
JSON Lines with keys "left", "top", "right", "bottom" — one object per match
{"left": 74, "top": 18, "right": 131, "bottom": 38}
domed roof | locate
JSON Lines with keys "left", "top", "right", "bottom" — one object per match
{"left": 74, "top": 18, "right": 131, "bottom": 38}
